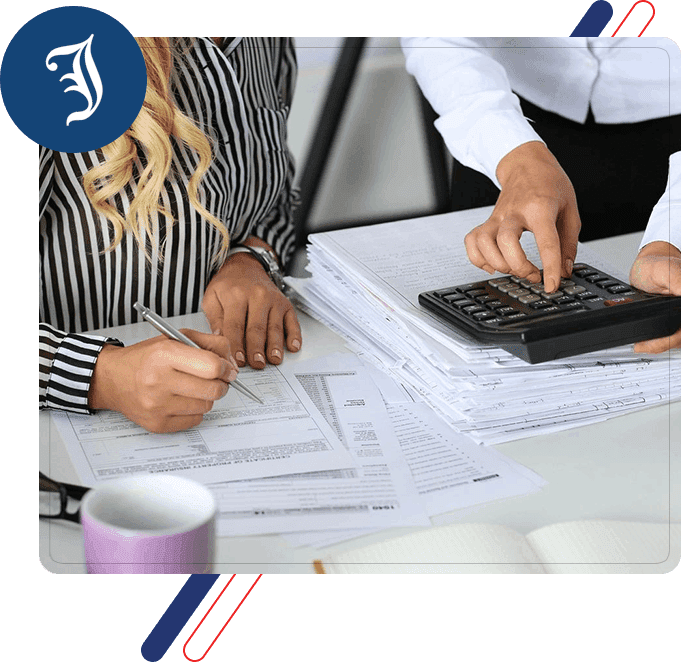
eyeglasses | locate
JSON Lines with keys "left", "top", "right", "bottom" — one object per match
{"left": 39, "top": 472, "right": 90, "bottom": 523}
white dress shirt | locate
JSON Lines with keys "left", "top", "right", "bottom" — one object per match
{"left": 401, "top": 37, "right": 681, "bottom": 250}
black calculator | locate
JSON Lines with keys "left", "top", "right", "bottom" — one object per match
{"left": 418, "top": 263, "right": 681, "bottom": 364}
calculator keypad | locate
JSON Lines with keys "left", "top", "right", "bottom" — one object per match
{"left": 430, "top": 263, "right": 638, "bottom": 327}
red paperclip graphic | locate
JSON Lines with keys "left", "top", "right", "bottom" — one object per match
{"left": 183, "top": 574, "right": 263, "bottom": 661}
{"left": 611, "top": 1, "right": 655, "bottom": 36}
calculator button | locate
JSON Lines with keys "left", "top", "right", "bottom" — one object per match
{"left": 575, "top": 291, "right": 599, "bottom": 300}
{"left": 474, "top": 294, "right": 495, "bottom": 303}
{"left": 450, "top": 299, "right": 476, "bottom": 308}
{"left": 497, "top": 306, "right": 517, "bottom": 316}
{"left": 529, "top": 300, "right": 553, "bottom": 309}
{"left": 443, "top": 293, "right": 467, "bottom": 302}
{"left": 518, "top": 294, "right": 541, "bottom": 304}
{"left": 507, "top": 288, "right": 530, "bottom": 298}
{"left": 489, "top": 278, "right": 510, "bottom": 286}
{"left": 562, "top": 285, "right": 586, "bottom": 295}
{"left": 459, "top": 282, "right": 489, "bottom": 292}
{"left": 530, "top": 284, "right": 546, "bottom": 295}
{"left": 510, "top": 276, "right": 523, "bottom": 283}
{"left": 472, "top": 311, "right": 497, "bottom": 320}
{"left": 561, "top": 302, "right": 585, "bottom": 311}
{"left": 541, "top": 291, "right": 563, "bottom": 300}
{"left": 559, "top": 279, "right": 575, "bottom": 288}
{"left": 585, "top": 275, "right": 609, "bottom": 284}
{"left": 595, "top": 280, "right": 620, "bottom": 289}
{"left": 554, "top": 296, "right": 575, "bottom": 305}
{"left": 603, "top": 297, "right": 634, "bottom": 306}
{"left": 573, "top": 268, "right": 598, "bottom": 278}
{"left": 462, "top": 304, "right": 485, "bottom": 314}
{"left": 606, "top": 285, "right": 632, "bottom": 294}
{"left": 496, "top": 283, "right": 518, "bottom": 293}
{"left": 571, "top": 263, "right": 590, "bottom": 271}
{"left": 466, "top": 288, "right": 488, "bottom": 298}
{"left": 486, "top": 300, "right": 505, "bottom": 309}
{"left": 434, "top": 288, "right": 460, "bottom": 297}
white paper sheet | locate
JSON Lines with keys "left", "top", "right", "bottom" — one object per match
{"left": 211, "top": 354, "right": 430, "bottom": 535}
{"left": 50, "top": 362, "right": 356, "bottom": 485}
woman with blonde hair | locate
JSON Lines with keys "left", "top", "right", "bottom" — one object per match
{"left": 39, "top": 37, "right": 301, "bottom": 432}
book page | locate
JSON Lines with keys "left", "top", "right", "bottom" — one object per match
{"left": 318, "top": 523, "right": 546, "bottom": 574}
{"left": 526, "top": 520, "right": 681, "bottom": 573}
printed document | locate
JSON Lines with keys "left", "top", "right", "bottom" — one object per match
{"left": 210, "top": 354, "right": 430, "bottom": 535}
{"left": 50, "top": 362, "right": 355, "bottom": 485}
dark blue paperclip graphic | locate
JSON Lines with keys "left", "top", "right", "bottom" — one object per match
{"left": 570, "top": 0, "right": 614, "bottom": 36}
{"left": 141, "top": 575, "right": 220, "bottom": 662}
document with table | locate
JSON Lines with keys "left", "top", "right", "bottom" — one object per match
{"left": 42, "top": 209, "right": 679, "bottom": 570}
{"left": 51, "top": 362, "right": 357, "bottom": 484}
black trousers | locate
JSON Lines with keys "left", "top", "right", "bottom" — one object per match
{"left": 449, "top": 96, "right": 681, "bottom": 241}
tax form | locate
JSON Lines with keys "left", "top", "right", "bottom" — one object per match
{"left": 50, "top": 362, "right": 355, "bottom": 485}
{"left": 283, "top": 391, "right": 546, "bottom": 549}
{"left": 209, "top": 354, "right": 430, "bottom": 535}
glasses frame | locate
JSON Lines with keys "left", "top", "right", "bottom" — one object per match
{"left": 39, "top": 472, "right": 89, "bottom": 523}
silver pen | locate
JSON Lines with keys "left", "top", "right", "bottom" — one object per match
{"left": 133, "top": 302, "right": 264, "bottom": 405}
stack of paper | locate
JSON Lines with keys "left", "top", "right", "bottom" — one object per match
{"left": 287, "top": 208, "right": 681, "bottom": 445}
{"left": 51, "top": 346, "right": 545, "bottom": 543}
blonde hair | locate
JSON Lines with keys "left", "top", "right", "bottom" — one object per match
{"left": 82, "top": 37, "right": 229, "bottom": 264}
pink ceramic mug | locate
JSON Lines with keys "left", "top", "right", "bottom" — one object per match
{"left": 80, "top": 475, "right": 216, "bottom": 574}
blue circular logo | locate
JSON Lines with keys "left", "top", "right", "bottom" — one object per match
{"left": 0, "top": 6, "right": 146, "bottom": 152}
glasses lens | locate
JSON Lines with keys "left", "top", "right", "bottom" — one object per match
{"left": 40, "top": 489, "right": 64, "bottom": 517}
{"left": 39, "top": 473, "right": 64, "bottom": 518}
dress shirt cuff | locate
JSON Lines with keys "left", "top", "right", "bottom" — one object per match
{"left": 45, "top": 334, "right": 123, "bottom": 415}
{"left": 639, "top": 203, "right": 681, "bottom": 252}
{"left": 639, "top": 153, "right": 681, "bottom": 252}
{"left": 435, "top": 109, "right": 545, "bottom": 189}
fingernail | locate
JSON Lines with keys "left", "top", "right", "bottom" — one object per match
{"left": 227, "top": 367, "right": 239, "bottom": 381}
{"left": 235, "top": 351, "right": 245, "bottom": 365}
{"left": 219, "top": 382, "right": 230, "bottom": 399}
{"left": 229, "top": 355, "right": 239, "bottom": 370}
{"left": 270, "top": 348, "right": 282, "bottom": 360}
{"left": 213, "top": 328, "right": 221, "bottom": 335}
{"left": 291, "top": 339, "right": 301, "bottom": 351}
{"left": 565, "top": 259, "right": 574, "bottom": 275}
{"left": 220, "top": 358, "right": 231, "bottom": 377}
{"left": 253, "top": 353, "right": 266, "bottom": 366}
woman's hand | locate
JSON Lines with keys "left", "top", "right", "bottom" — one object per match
{"left": 202, "top": 243, "right": 302, "bottom": 369}
{"left": 464, "top": 141, "right": 581, "bottom": 293}
{"left": 89, "top": 330, "right": 238, "bottom": 433}
{"left": 630, "top": 241, "right": 681, "bottom": 354}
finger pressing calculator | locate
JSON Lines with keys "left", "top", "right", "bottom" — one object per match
{"left": 418, "top": 263, "right": 681, "bottom": 364}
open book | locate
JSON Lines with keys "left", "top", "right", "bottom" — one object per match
{"left": 313, "top": 520, "right": 681, "bottom": 574}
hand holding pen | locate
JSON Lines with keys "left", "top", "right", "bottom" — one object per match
{"left": 88, "top": 304, "right": 261, "bottom": 434}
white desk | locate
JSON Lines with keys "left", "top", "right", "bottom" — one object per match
{"left": 40, "top": 232, "right": 681, "bottom": 573}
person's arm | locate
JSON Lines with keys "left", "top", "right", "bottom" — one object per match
{"left": 39, "top": 148, "right": 240, "bottom": 432}
{"left": 202, "top": 38, "right": 302, "bottom": 369}
{"left": 39, "top": 323, "right": 122, "bottom": 413}
{"left": 401, "top": 37, "right": 581, "bottom": 292}
{"left": 630, "top": 152, "right": 681, "bottom": 353}
{"left": 39, "top": 147, "right": 120, "bottom": 414}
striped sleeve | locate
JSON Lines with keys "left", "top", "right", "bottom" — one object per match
{"left": 39, "top": 145, "right": 54, "bottom": 219}
{"left": 39, "top": 323, "right": 123, "bottom": 414}
{"left": 250, "top": 38, "right": 299, "bottom": 267}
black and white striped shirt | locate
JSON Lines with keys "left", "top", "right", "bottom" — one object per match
{"left": 39, "top": 37, "right": 298, "bottom": 414}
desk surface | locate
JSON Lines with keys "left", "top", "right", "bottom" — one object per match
{"left": 40, "top": 232, "right": 681, "bottom": 573}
